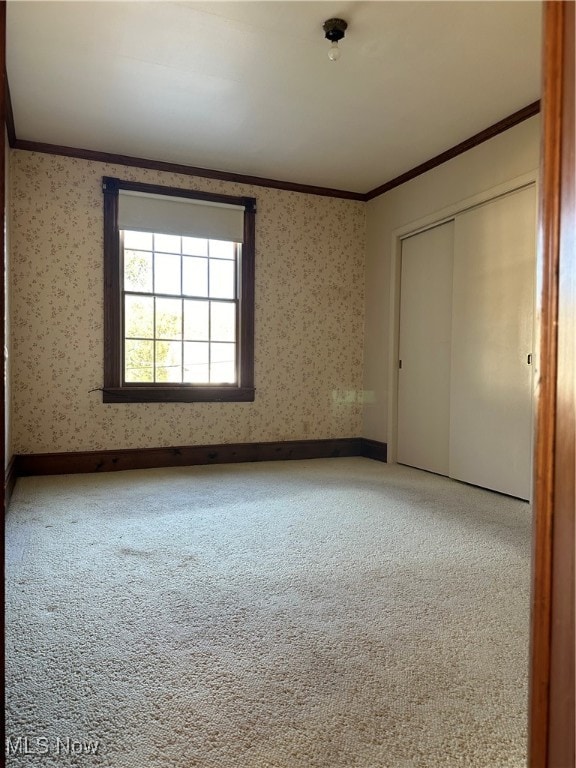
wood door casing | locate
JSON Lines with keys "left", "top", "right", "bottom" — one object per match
{"left": 528, "top": 1, "right": 575, "bottom": 766}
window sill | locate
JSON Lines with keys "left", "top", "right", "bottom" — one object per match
{"left": 102, "top": 386, "right": 255, "bottom": 403}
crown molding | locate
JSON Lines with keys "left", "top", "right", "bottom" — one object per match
{"left": 365, "top": 100, "right": 541, "bottom": 200}
{"left": 11, "top": 136, "right": 365, "bottom": 201}
{"left": 5, "top": 64, "right": 540, "bottom": 202}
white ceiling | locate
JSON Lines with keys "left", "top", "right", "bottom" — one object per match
{"left": 7, "top": 1, "right": 542, "bottom": 194}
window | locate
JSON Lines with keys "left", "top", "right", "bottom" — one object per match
{"left": 102, "top": 177, "right": 255, "bottom": 402}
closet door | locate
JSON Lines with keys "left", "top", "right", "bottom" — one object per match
{"left": 449, "top": 185, "right": 536, "bottom": 499}
{"left": 397, "top": 221, "right": 454, "bottom": 475}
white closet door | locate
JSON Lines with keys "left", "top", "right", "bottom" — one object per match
{"left": 397, "top": 221, "right": 455, "bottom": 475}
{"left": 449, "top": 185, "right": 536, "bottom": 499}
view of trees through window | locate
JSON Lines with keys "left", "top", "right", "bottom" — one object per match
{"left": 122, "top": 230, "right": 238, "bottom": 384}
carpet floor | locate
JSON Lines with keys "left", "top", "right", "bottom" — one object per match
{"left": 5, "top": 458, "right": 531, "bottom": 768}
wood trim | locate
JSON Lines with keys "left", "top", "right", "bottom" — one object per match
{"left": 529, "top": 3, "right": 562, "bottom": 763}
{"left": 5, "top": 454, "right": 16, "bottom": 506}
{"left": 360, "top": 438, "right": 387, "bottom": 462}
{"left": 0, "top": 5, "right": 6, "bottom": 763}
{"left": 528, "top": 2, "right": 575, "bottom": 766}
{"left": 12, "top": 139, "right": 366, "bottom": 201}
{"left": 528, "top": 3, "right": 563, "bottom": 768}
{"left": 11, "top": 105, "right": 541, "bottom": 204}
{"left": 1, "top": 1, "right": 6, "bottom": 520}
{"left": 104, "top": 175, "right": 257, "bottom": 209}
{"left": 12, "top": 438, "right": 388, "bottom": 478}
{"left": 102, "top": 177, "right": 256, "bottom": 402}
{"left": 6, "top": 55, "right": 539, "bottom": 205}
{"left": 547, "top": 3, "right": 576, "bottom": 764}
{"left": 365, "top": 101, "right": 541, "bottom": 201}
{"left": 101, "top": 386, "right": 255, "bottom": 404}
{"left": 102, "top": 178, "right": 121, "bottom": 389}
{"left": 14, "top": 438, "right": 365, "bottom": 476}
{"left": 5, "top": 67, "right": 14, "bottom": 148}
{"left": 240, "top": 203, "right": 255, "bottom": 391}
{"left": 543, "top": 1, "right": 575, "bottom": 765}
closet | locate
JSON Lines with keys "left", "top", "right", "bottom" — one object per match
{"left": 397, "top": 184, "right": 536, "bottom": 499}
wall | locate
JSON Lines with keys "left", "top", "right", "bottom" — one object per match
{"left": 9, "top": 151, "right": 365, "bottom": 453}
{"left": 363, "top": 115, "right": 541, "bottom": 443}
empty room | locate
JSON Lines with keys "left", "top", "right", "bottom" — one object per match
{"left": 3, "top": 2, "right": 574, "bottom": 767}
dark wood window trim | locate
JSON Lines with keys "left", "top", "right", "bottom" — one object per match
{"left": 102, "top": 177, "right": 255, "bottom": 403}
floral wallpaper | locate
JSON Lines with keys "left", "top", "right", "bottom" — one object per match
{"left": 9, "top": 151, "right": 365, "bottom": 453}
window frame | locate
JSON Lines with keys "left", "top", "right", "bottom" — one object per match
{"left": 102, "top": 177, "right": 256, "bottom": 403}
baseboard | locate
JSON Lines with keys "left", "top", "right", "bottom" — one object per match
{"left": 5, "top": 455, "right": 17, "bottom": 508}
{"left": 14, "top": 438, "right": 388, "bottom": 478}
{"left": 360, "top": 438, "right": 388, "bottom": 462}
{"left": 15, "top": 438, "right": 361, "bottom": 476}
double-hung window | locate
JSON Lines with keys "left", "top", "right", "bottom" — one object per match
{"left": 102, "top": 177, "right": 255, "bottom": 402}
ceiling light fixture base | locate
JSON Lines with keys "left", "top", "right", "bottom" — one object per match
{"left": 323, "top": 18, "right": 348, "bottom": 43}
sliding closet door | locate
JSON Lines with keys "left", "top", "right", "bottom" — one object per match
{"left": 397, "top": 221, "right": 454, "bottom": 475}
{"left": 449, "top": 185, "right": 536, "bottom": 499}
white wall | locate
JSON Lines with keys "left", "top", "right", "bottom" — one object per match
{"left": 363, "top": 115, "right": 541, "bottom": 443}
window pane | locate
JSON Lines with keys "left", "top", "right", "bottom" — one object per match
{"left": 182, "top": 237, "right": 208, "bottom": 257}
{"left": 210, "top": 301, "right": 236, "bottom": 342}
{"left": 125, "top": 295, "right": 154, "bottom": 339}
{"left": 210, "top": 342, "right": 236, "bottom": 383}
{"left": 124, "top": 249, "right": 153, "bottom": 293}
{"left": 155, "top": 341, "right": 182, "bottom": 382}
{"left": 209, "top": 240, "right": 235, "bottom": 260}
{"left": 183, "top": 257, "right": 208, "bottom": 297}
{"left": 209, "top": 259, "right": 235, "bottom": 299}
{"left": 154, "top": 233, "right": 181, "bottom": 254}
{"left": 156, "top": 298, "right": 182, "bottom": 340}
{"left": 124, "top": 230, "right": 152, "bottom": 250}
{"left": 184, "top": 300, "right": 209, "bottom": 341}
{"left": 125, "top": 339, "right": 154, "bottom": 382}
{"left": 183, "top": 342, "right": 209, "bottom": 383}
{"left": 154, "top": 252, "right": 181, "bottom": 295}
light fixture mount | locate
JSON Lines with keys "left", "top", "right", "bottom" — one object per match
{"left": 323, "top": 18, "right": 348, "bottom": 43}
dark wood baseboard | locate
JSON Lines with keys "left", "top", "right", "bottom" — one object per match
{"left": 360, "top": 438, "right": 388, "bottom": 462}
{"left": 5, "top": 455, "right": 17, "bottom": 507}
{"left": 13, "top": 438, "right": 387, "bottom": 477}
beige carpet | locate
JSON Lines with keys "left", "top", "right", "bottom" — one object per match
{"left": 5, "top": 458, "right": 530, "bottom": 767}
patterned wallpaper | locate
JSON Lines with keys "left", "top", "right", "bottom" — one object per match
{"left": 9, "top": 151, "right": 365, "bottom": 453}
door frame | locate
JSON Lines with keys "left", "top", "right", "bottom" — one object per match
{"left": 386, "top": 171, "right": 538, "bottom": 465}
{"left": 528, "top": 2, "right": 575, "bottom": 765}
